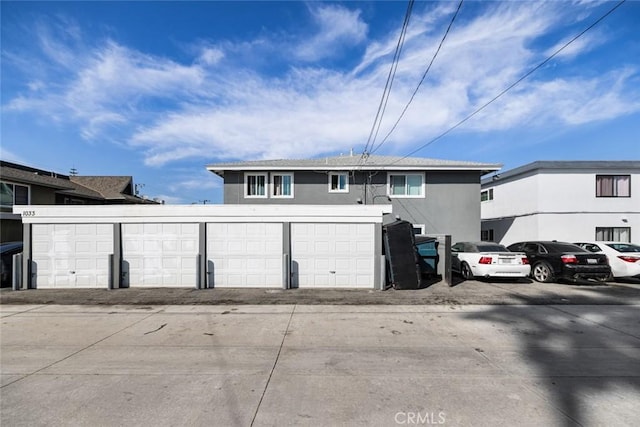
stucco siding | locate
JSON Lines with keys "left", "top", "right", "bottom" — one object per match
{"left": 224, "top": 170, "right": 483, "bottom": 243}
{"left": 481, "top": 163, "right": 639, "bottom": 244}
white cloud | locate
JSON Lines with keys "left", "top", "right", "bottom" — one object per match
{"left": 294, "top": 4, "right": 368, "bottom": 62}
{"left": 197, "top": 46, "right": 224, "bottom": 66}
{"left": 3, "top": 2, "right": 639, "bottom": 168}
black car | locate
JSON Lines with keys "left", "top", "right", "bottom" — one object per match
{"left": 507, "top": 241, "right": 611, "bottom": 283}
{"left": 1, "top": 241, "right": 23, "bottom": 287}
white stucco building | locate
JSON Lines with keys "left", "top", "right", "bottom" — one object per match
{"left": 481, "top": 161, "right": 639, "bottom": 245}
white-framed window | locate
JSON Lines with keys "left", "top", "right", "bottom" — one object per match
{"left": 271, "top": 173, "right": 294, "bottom": 198}
{"left": 387, "top": 173, "right": 424, "bottom": 198}
{"left": 244, "top": 173, "right": 267, "bottom": 198}
{"left": 1, "top": 181, "right": 30, "bottom": 208}
{"left": 481, "top": 188, "right": 494, "bottom": 202}
{"left": 596, "top": 175, "right": 630, "bottom": 197}
{"left": 412, "top": 224, "right": 425, "bottom": 236}
{"left": 329, "top": 172, "right": 349, "bottom": 193}
{"left": 596, "top": 227, "right": 630, "bottom": 242}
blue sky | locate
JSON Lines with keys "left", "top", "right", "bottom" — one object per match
{"left": 2, "top": 1, "right": 639, "bottom": 204}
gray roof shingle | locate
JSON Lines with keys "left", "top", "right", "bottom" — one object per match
{"left": 1, "top": 161, "right": 153, "bottom": 203}
{"left": 70, "top": 176, "right": 133, "bottom": 200}
{"left": 207, "top": 154, "right": 501, "bottom": 176}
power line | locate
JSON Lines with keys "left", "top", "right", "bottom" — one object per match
{"left": 389, "top": 0, "right": 627, "bottom": 165}
{"left": 370, "top": 0, "right": 464, "bottom": 155}
{"left": 359, "top": 0, "right": 415, "bottom": 166}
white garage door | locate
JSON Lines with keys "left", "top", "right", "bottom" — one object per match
{"left": 32, "top": 224, "right": 113, "bottom": 288}
{"left": 207, "top": 223, "right": 283, "bottom": 287}
{"left": 292, "top": 223, "right": 375, "bottom": 288}
{"left": 122, "top": 223, "right": 198, "bottom": 287}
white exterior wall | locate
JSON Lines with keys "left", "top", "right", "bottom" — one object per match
{"left": 14, "top": 204, "right": 391, "bottom": 289}
{"left": 482, "top": 166, "right": 640, "bottom": 244}
{"left": 482, "top": 173, "right": 539, "bottom": 220}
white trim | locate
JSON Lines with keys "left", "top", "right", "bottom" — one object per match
{"left": 1, "top": 180, "right": 31, "bottom": 208}
{"left": 210, "top": 165, "right": 500, "bottom": 173}
{"left": 328, "top": 172, "right": 349, "bottom": 193}
{"left": 481, "top": 188, "right": 494, "bottom": 202}
{"left": 244, "top": 172, "right": 268, "bottom": 198}
{"left": 387, "top": 173, "right": 425, "bottom": 198}
{"left": 13, "top": 204, "right": 394, "bottom": 224}
{"left": 271, "top": 172, "right": 294, "bottom": 198}
{"left": 412, "top": 224, "right": 425, "bottom": 235}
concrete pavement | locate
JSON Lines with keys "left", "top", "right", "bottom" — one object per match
{"left": 2, "top": 279, "right": 640, "bottom": 306}
{"left": 2, "top": 303, "right": 639, "bottom": 426}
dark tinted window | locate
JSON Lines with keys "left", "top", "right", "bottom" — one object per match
{"left": 476, "top": 244, "right": 509, "bottom": 252}
{"left": 545, "top": 243, "right": 587, "bottom": 253}
{"left": 606, "top": 243, "right": 640, "bottom": 253}
{"left": 507, "top": 243, "right": 523, "bottom": 251}
{"left": 576, "top": 243, "right": 601, "bottom": 252}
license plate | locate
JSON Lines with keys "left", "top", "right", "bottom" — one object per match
{"left": 587, "top": 258, "right": 598, "bottom": 264}
{"left": 499, "top": 258, "right": 513, "bottom": 264}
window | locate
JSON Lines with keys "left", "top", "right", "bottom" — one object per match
{"left": 63, "top": 197, "right": 86, "bottom": 205}
{"left": 245, "top": 173, "right": 267, "bottom": 198}
{"left": 596, "top": 227, "right": 630, "bottom": 242}
{"left": 1, "top": 181, "right": 29, "bottom": 207}
{"left": 329, "top": 173, "right": 349, "bottom": 193}
{"left": 388, "top": 173, "right": 424, "bottom": 197}
{"left": 412, "top": 224, "right": 425, "bottom": 235}
{"left": 272, "top": 173, "right": 293, "bottom": 198}
{"left": 481, "top": 229, "right": 494, "bottom": 241}
{"left": 481, "top": 188, "right": 493, "bottom": 202}
{"left": 596, "top": 175, "right": 630, "bottom": 197}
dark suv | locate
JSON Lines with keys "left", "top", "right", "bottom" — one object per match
{"left": 507, "top": 241, "right": 611, "bottom": 283}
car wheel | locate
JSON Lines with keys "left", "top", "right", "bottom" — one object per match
{"left": 461, "top": 262, "right": 473, "bottom": 280}
{"left": 532, "top": 262, "right": 554, "bottom": 283}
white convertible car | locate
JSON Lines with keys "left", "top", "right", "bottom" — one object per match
{"left": 452, "top": 241, "right": 531, "bottom": 280}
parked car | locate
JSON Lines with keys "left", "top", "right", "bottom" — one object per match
{"left": 1, "top": 241, "right": 23, "bottom": 287}
{"left": 507, "top": 241, "right": 611, "bottom": 283}
{"left": 451, "top": 241, "right": 530, "bottom": 280}
{"left": 573, "top": 241, "right": 640, "bottom": 279}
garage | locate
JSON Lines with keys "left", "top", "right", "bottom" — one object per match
{"left": 207, "top": 223, "right": 283, "bottom": 287}
{"left": 31, "top": 223, "right": 113, "bottom": 288}
{"left": 122, "top": 223, "right": 199, "bottom": 287}
{"left": 14, "top": 205, "right": 390, "bottom": 290}
{"left": 292, "top": 223, "right": 376, "bottom": 288}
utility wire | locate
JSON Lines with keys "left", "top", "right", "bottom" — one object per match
{"left": 359, "top": 0, "right": 414, "bottom": 166}
{"left": 371, "top": 0, "right": 464, "bottom": 155}
{"left": 388, "top": 0, "right": 626, "bottom": 165}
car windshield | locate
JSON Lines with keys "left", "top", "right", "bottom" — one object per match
{"left": 476, "top": 244, "right": 509, "bottom": 252}
{"left": 606, "top": 243, "right": 640, "bottom": 253}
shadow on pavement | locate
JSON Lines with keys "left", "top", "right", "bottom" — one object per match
{"left": 463, "top": 292, "right": 640, "bottom": 426}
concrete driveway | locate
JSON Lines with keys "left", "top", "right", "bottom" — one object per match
{"left": 2, "top": 302, "right": 639, "bottom": 426}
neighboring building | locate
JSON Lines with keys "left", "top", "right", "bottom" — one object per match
{"left": 480, "top": 161, "right": 640, "bottom": 245}
{"left": 1, "top": 160, "right": 158, "bottom": 242}
{"left": 207, "top": 154, "right": 501, "bottom": 243}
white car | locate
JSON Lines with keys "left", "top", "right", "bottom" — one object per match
{"left": 451, "top": 241, "right": 531, "bottom": 280}
{"left": 574, "top": 241, "right": 640, "bottom": 279}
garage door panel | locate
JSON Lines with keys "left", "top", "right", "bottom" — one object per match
{"left": 207, "top": 223, "right": 283, "bottom": 287}
{"left": 122, "top": 223, "right": 198, "bottom": 288}
{"left": 32, "top": 224, "right": 112, "bottom": 289}
{"left": 292, "top": 223, "right": 375, "bottom": 288}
